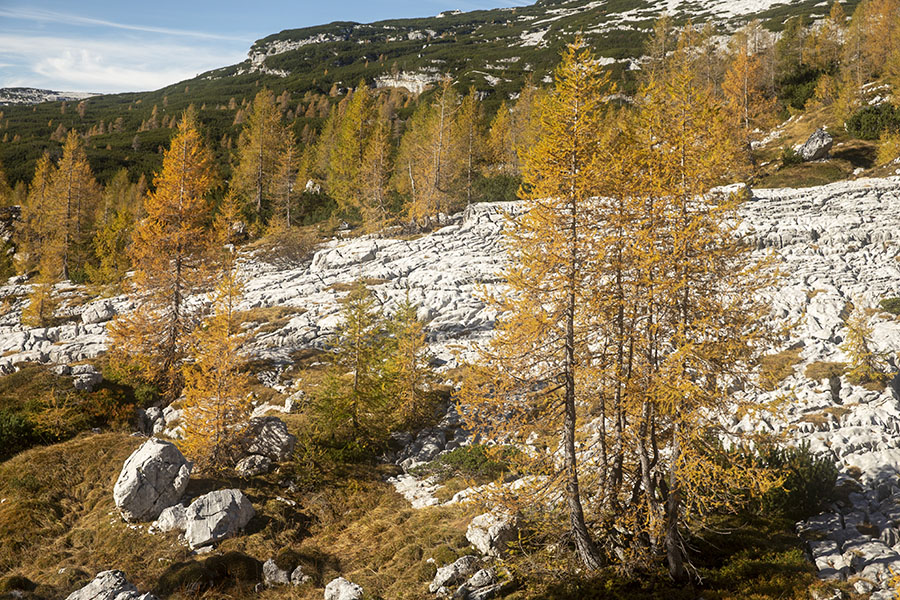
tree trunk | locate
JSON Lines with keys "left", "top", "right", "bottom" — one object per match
{"left": 564, "top": 191, "right": 603, "bottom": 571}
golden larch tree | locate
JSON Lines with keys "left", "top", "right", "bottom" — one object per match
{"left": 233, "top": 88, "right": 286, "bottom": 222}
{"left": 462, "top": 37, "right": 612, "bottom": 571}
{"left": 109, "top": 108, "right": 216, "bottom": 399}
{"left": 49, "top": 130, "right": 99, "bottom": 280}
{"left": 179, "top": 259, "right": 251, "bottom": 474}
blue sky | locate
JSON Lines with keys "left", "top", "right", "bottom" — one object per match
{"left": 0, "top": 0, "right": 531, "bottom": 94}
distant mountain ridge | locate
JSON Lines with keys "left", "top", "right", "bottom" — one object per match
{"left": 0, "top": 88, "right": 97, "bottom": 107}
{"left": 195, "top": 0, "right": 858, "bottom": 96}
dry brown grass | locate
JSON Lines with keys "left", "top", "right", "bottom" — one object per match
{"left": 240, "top": 305, "right": 306, "bottom": 335}
{"left": 804, "top": 361, "right": 846, "bottom": 382}
{"left": 759, "top": 348, "right": 803, "bottom": 391}
{"left": 0, "top": 419, "right": 480, "bottom": 600}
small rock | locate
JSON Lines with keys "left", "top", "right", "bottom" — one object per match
{"left": 263, "top": 558, "right": 290, "bottom": 586}
{"left": 182, "top": 489, "right": 255, "bottom": 549}
{"left": 113, "top": 439, "right": 192, "bottom": 522}
{"left": 236, "top": 454, "right": 272, "bottom": 477}
{"left": 291, "top": 566, "right": 312, "bottom": 586}
{"left": 244, "top": 416, "right": 297, "bottom": 462}
{"left": 154, "top": 504, "right": 187, "bottom": 533}
{"left": 466, "top": 512, "right": 518, "bottom": 557}
{"left": 64, "top": 570, "right": 157, "bottom": 600}
{"left": 324, "top": 577, "right": 364, "bottom": 600}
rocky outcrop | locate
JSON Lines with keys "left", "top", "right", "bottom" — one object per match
{"left": 113, "top": 439, "right": 191, "bottom": 522}
{"left": 798, "top": 128, "right": 833, "bottom": 161}
{"left": 324, "top": 577, "right": 364, "bottom": 600}
{"left": 179, "top": 489, "right": 255, "bottom": 549}
{"left": 466, "top": 513, "right": 518, "bottom": 558}
{"left": 64, "top": 570, "right": 157, "bottom": 600}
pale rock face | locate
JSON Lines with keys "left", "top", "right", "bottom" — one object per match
{"left": 324, "top": 577, "right": 364, "bottom": 600}
{"left": 244, "top": 416, "right": 297, "bottom": 462}
{"left": 182, "top": 488, "right": 255, "bottom": 549}
{"left": 64, "top": 570, "right": 157, "bottom": 600}
{"left": 466, "top": 513, "right": 518, "bottom": 557}
{"left": 81, "top": 300, "right": 116, "bottom": 324}
{"left": 113, "top": 439, "right": 191, "bottom": 522}
{"left": 429, "top": 555, "right": 480, "bottom": 593}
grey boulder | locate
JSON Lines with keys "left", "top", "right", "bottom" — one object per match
{"left": 799, "top": 128, "right": 833, "bottom": 161}
{"left": 324, "top": 577, "right": 364, "bottom": 600}
{"left": 113, "top": 439, "right": 191, "bottom": 522}
{"left": 65, "top": 570, "right": 157, "bottom": 600}
{"left": 245, "top": 416, "right": 296, "bottom": 462}
{"left": 183, "top": 488, "right": 255, "bottom": 549}
{"left": 466, "top": 512, "right": 518, "bottom": 557}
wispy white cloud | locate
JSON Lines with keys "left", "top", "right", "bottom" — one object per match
{"left": 0, "top": 34, "right": 247, "bottom": 93}
{"left": 0, "top": 7, "right": 249, "bottom": 41}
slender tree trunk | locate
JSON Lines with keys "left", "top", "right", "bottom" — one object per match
{"left": 564, "top": 162, "right": 602, "bottom": 570}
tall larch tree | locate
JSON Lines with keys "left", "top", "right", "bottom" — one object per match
{"left": 328, "top": 82, "right": 374, "bottom": 218}
{"left": 17, "top": 152, "right": 55, "bottom": 274}
{"left": 629, "top": 27, "right": 778, "bottom": 578}
{"left": 452, "top": 88, "right": 486, "bottom": 205}
{"left": 109, "top": 108, "right": 216, "bottom": 399}
{"left": 233, "top": 88, "right": 286, "bottom": 223}
{"left": 723, "top": 34, "right": 775, "bottom": 144}
{"left": 360, "top": 116, "right": 394, "bottom": 231}
{"left": 49, "top": 130, "right": 99, "bottom": 280}
{"left": 462, "top": 38, "right": 611, "bottom": 571}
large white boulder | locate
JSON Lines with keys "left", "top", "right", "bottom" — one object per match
{"left": 324, "top": 577, "right": 364, "bottom": 600}
{"left": 65, "top": 570, "right": 157, "bottom": 600}
{"left": 113, "top": 439, "right": 191, "bottom": 522}
{"left": 466, "top": 512, "right": 518, "bottom": 557}
{"left": 183, "top": 488, "right": 255, "bottom": 549}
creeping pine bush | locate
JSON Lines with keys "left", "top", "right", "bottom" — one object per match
{"left": 758, "top": 442, "right": 838, "bottom": 521}
{"left": 846, "top": 103, "right": 900, "bottom": 140}
{"left": 780, "top": 146, "right": 803, "bottom": 167}
{"left": 880, "top": 297, "right": 900, "bottom": 315}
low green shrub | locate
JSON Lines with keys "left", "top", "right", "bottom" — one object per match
{"left": 880, "top": 297, "right": 900, "bottom": 315}
{"left": 758, "top": 442, "right": 838, "bottom": 521}
{"left": 846, "top": 103, "right": 900, "bottom": 140}
{"left": 412, "top": 444, "right": 514, "bottom": 482}
{"left": 780, "top": 146, "right": 802, "bottom": 168}
{"left": 0, "top": 409, "right": 38, "bottom": 461}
